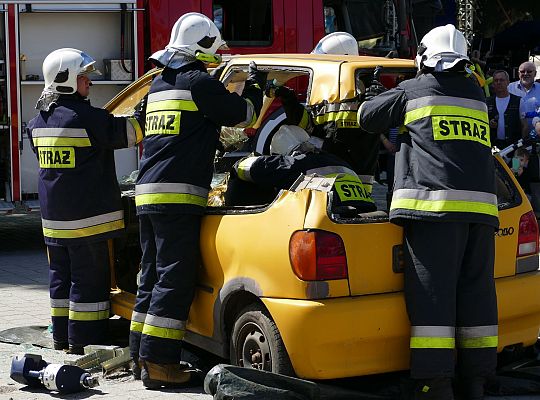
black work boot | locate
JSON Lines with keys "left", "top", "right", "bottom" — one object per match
{"left": 53, "top": 340, "right": 68, "bottom": 351}
{"left": 412, "top": 378, "right": 454, "bottom": 400}
{"left": 457, "top": 377, "right": 485, "bottom": 400}
{"left": 132, "top": 357, "right": 141, "bottom": 380}
{"left": 65, "top": 344, "right": 84, "bottom": 355}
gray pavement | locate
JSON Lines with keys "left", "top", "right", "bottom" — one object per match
{"left": 0, "top": 212, "right": 212, "bottom": 399}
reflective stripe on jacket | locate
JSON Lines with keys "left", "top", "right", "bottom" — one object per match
{"left": 27, "top": 94, "right": 141, "bottom": 245}
{"left": 136, "top": 61, "right": 262, "bottom": 215}
{"left": 358, "top": 72, "right": 499, "bottom": 228}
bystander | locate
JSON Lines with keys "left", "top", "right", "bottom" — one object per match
{"left": 508, "top": 61, "right": 540, "bottom": 134}
{"left": 486, "top": 70, "right": 523, "bottom": 149}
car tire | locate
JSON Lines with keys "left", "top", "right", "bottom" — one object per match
{"left": 230, "top": 303, "right": 294, "bottom": 376}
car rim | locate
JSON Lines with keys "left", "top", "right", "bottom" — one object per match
{"left": 236, "top": 321, "right": 272, "bottom": 371}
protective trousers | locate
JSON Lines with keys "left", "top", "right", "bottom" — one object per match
{"left": 48, "top": 241, "right": 110, "bottom": 347}
{"left": 403, "top": 221, "right": 498, "bottom": 380}
{"left": 129, "top": 213, "right": 201, "bottom": 364}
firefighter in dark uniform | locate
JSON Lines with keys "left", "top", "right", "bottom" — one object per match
{"left": 229, "top": 124, "right": 376, "bottom": 213}
{"left": 269, "top": 32, "right": 379, "bottom": 196}
{"left": 358, "top": 25, "right": 498, "bottom": 400}
{"left": 128, "top": 12, "right": 265, "bottom": 388}
{"left": 27, "top": 48, "right": 143, "bottom": 355}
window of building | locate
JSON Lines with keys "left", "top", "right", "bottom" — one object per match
{"left": 213, "top": 0, "right": 272, "bottom": 46}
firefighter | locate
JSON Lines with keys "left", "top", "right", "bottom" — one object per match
{"left": 129, "top": 12, "right": 265, "bottom": 388}
{"left": 271, "top": 32, "right": 379, "bottom": 198}
{"left": 27, "top": 48, "right": 144, "bottom": 355}
{"left": 358, "top": 25, "right": 498, "bottom": 399}
{"left": 229, "top": 124, "right": 376, "bottom": 213}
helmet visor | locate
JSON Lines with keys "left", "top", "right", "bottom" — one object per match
{"left": 79, "top": 52, "right": 101, "bottom": 76}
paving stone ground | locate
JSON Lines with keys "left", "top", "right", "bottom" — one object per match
{"left": 0, "top": 212, "right": 212, "bottom": 399}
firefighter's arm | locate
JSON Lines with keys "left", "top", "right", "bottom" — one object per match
{"left": 357, "top": 87, "right": 407, "bottom": 134}
{"left": 234, "top": 155, "right": 298, "bottom": 190}
{"left": 192, "top": 73, "right": 263, "bottom": 128}
{"left": 82, "top": 107, "right": 143, "bottom": 150}
{"left": 267, "top": 85, "right": 310, "bottom": 129}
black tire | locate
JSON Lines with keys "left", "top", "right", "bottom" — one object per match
{"left": 230, "top": 303, "right": 294, "bottom": 376}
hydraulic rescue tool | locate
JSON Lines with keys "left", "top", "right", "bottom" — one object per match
{"left": 10, "top": 353, "right": 99, "bottom": 394}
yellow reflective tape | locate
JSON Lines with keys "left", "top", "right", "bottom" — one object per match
{"left": 146, "top": 99, "right": 198, "bottom": 112}
{"left": 391, "top": 198, "right": 498, "bottom": 217}
{"left": 145, "top": 111, "right": 181, "bottom": 135}
{"left": 410, "top": 337, "right": 456, "bottom": 349}
{"left": 299, "top": 109, "right": 310, "bottom": 129}
{"left": 333, "top": 175, "right": 374, "bottom": 203}
{"left": 128, "top": 117, "right": 144, "bottom": 144}
{"left": 432, "top": 116, "right": 490, "bottom": 147}
{"left": 51, "top": 307, "right": 69, "bottom": 317}
{"left": 130, "top": 321, "right": 144, "bottom": 333}
{"left": 69, "top": 309, "right": 110, "bottom": 321}
{"left": 43, "top": 219, "right": 125, "bottom": 239}
{"left": 33, "top": 137, "right": 91, "bottom": 147}
{"left": 458, "top": 336, "right": 498, "bottom": 348}
{"left": 142, "top": 324, "right": 185, "bottom": 341}
{"left": 135, "top": 193, "right": 207, "bottom": 207}
{"left": 38, "top": 147, "right": 75, "bottom": 169}
{"left": 244, "top": 98, "right": 257, "bottom": 128}
{"left": 404, "top": 105, "right": 488, "bottom": 125}
{"left": 314, "top": 111, "right": 358, "bottom": 129}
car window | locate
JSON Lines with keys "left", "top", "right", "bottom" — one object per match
{"left": 105, "top": 70, "right": 158, "bottom": 115}
{"left": 213, "top": 0, "right": 272, "bottom": 46}
{"left": 355, "top": 68, "right": 416, "bottom": 93}
{"left": 495, "top": 158, "right": 521, "bottom": 209}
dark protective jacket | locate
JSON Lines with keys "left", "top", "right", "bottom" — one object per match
{"left": 135, "top": 61, "right": 263, "bottom": 215}
{"left": 27, "top": 94, "right": 143, "bottom": 245}
{"left": 281, "top": 94, "right": 379, "bottom": 182}
{"left": 233, "top": 150, "right": 376, "bottom": 212}
{"left": 358, "top": 72, "right": 499, "bottom": 228}
{"left": 486, "top": 93, "right": 523, "bottom": 149}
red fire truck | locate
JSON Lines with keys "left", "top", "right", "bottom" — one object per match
{"left": 0, "top": 0, "right": 411, "bottom": 213}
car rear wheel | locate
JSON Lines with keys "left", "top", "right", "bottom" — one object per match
{"left": 230, "top": 304, "right": 294, "bottom": 376}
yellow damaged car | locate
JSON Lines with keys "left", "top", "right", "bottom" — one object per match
{"left": 106, "top": 54, "right": 540, "bottom": 380}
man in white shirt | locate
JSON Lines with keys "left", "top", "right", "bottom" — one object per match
{"left": 508, "top": 61, "right": 540, "bottom": 133}
{"left": 487, "top": 70, "right": 523, "bottom": 149}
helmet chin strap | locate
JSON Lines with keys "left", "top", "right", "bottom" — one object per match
{"left": 195, "top": 51, "right": 222, "bottom": 64}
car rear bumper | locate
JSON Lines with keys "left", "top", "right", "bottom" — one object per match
{"left": 263, "top": 271, "right": 540, "bottom": 380}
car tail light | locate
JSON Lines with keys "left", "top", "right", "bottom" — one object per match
{"left": 517, "top": 211, "right": 539, "bottom": 257}
{"left": 289, "top": 230, "right": 348, "bottom": 281}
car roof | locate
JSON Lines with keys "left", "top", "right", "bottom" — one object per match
{"left": 224, "top": 53, "right": 415, "bottom": 66}
{"left": 224, "top": 53, "right": 415, "bottom": 104}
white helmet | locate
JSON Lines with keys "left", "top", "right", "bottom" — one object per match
{"left": 167, "top": 12, "right": 226, "bottom": 59}
{"left": 42, "top": 48, "right": 99, "bottom": 94}
{"left": 270, "top": 125, "right": 311, "bottom": 155}
{"left": 415, "top": 24, "right": 469, "bottom": 71}
{"left": 312, "top": 32, "right": 359, "bottom": 56}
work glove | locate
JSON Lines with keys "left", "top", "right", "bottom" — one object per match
{"left": 133, "top": 95, "right": 147, "bottom": 136}
{"left": 363, "top": 81, "right": 387, "bottom": 102}
{"left": 210, "top": 62, "right": 228, "bottom": 79}
{"left": 266, "top": 85, "right": 298, "bottom": 108}
{"left": 247, "top": 61, "right": 268, "bottom": 90}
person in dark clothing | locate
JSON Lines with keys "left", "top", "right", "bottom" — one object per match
{"left": 358, "top": 25, "right": 498, "bottom": 400}
{"left": 268, "top": 35, "right": 378, "bottom": 198}
{"left": 272, "top": 85, "right": 379, "bottom": 198}
{"left": 229, "top": 125, "right": 376, "bottom": 213}
{"left": 486, "top": 70, "right": 523, "bottom": 149}
{"left": 129, "top": 12, "right": 265, "bottom": 389}
{"left": 27, "top": 48, "right": 143, "bottom": 355}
